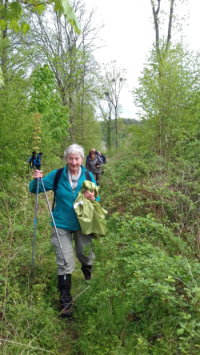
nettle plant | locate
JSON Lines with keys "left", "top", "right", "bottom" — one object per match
{"left": 75, "top": 215, "right": 200, "bottom": 354}
{"left": 74, "top": 149, "right": 200, "bottom": 354}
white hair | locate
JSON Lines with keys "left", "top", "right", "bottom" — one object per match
{"left": 64, "top": 144, "right": 85, "bottom": 159}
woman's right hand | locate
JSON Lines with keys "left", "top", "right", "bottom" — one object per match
{"left": 84, "top": 190, "right": 95, "bottom": 201}
{"left": 33, "top": 169, "right": 43, "bottom": 179}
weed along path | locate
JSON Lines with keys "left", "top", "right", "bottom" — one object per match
{"left": 2, "top": 0, "right": 200, "bottom": 351}
{"left": 66, "top": 154, "right": 200, "bottom": 355}
{"left": 1, "top": 153, "right": 200, "bottom": 354}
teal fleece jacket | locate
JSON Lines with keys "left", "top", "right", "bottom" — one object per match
{"left": 29, "top": 165, "right": 97, "bottom": 231}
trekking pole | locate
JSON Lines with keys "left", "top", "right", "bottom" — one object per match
{"left": 31, "top": 177, "right": 40, "bottom": 274}
{"left": 40, "top": 178, "right": 67, "bottom": 265}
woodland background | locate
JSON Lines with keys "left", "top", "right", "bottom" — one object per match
{"left": 1, "top": 0, "right": 200, "bottom": 354}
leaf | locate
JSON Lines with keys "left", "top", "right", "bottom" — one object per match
{"left": 37, "top": 4, "right": 46, "bottom": 14}
{"left": 57, "top": 0, "right": 81, "bottom": 34}
{"left": 33, "top": 4, "right": 46, "bottom": 15}
{"left": 177, "top": 328, "right": 185, "bottom": 335}
{"left": 10, "top": 1, "right": 23, "bottom": 18}
{"left": 10, "top": 18, "right": 20, "bottom": 32}
{"left": 0, "top": 19, "right": 7, "bottom": 30}
{"left": 21, "top": 22, "right": 30, "bottom": 34}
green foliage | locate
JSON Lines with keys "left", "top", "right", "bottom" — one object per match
{"left": 1, "top": 6, "right": 200, "bottom": 354}
{"left": 29, "top": 65, "right": 69, "bottom": 158}
{"left": 70, "top": 152, "right": 200, "bottom": 354}
{"left": 0, "top": 71, "right": 31, "bottom": 180}
{"left": 133, "top": 46, "right": 200, "bottom": 159}
{"left": 99, "top": 118, "right": 139, "bottom": 152}
{"left": 0, "top": 177, "right": 73, "bottom": 354}
{"left": 1, "top": 150, "right": 200, "bottom": 354}
{"left": 61, "top": 50, "right": 101, "bottom": 148}
{"left": 0, "top": 62, "right": 68, "bottom": 181}
{"left": 0, "top": 0, "right": 80, "bottom": 34}
{"left": 57, "top": 0, "right": 81, "bottom": 34}
{"left": 0, "top": 66, "right": 4, "bottom": 87}
{"left": 75, "top": 239, "right": 200, "bottom": 354}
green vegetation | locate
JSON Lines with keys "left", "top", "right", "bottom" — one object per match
{"left": 0, "top": 0, "right": 80, "bottom": 35}
{"left": 1, "top": 0, "right": 200, "bottom": 354}
{"left": 73, "top": 153, "right": 200, "bottom": 354}
{"left": 1, "top": 151, "right": 200, "bottom": 354}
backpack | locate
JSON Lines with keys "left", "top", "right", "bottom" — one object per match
{"left": 96, "top": 152, "right": 106, "bottom": 165}
{"left": 52, "top": 167, "right": 92, "bottom": 210}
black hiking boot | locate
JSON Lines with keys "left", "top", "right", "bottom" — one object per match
{"left": 60, "top": 303, "right": 73, "bottom": 318}
{"left": 58, "top": 274, "right": 73, "bottom": 318}
{"left": 81, "top": 265, "right": 92, "bottom": 280}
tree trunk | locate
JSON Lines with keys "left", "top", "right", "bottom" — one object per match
{"left": 1, "top": 0, "right": 9, "bottom": 76}
{"left": 166, "top": 0, "right": 175, "bottom": 50}
{"left": 150, "top": 0, "right": 176, "bottom": 158}
{"left": 150, "top": 0, "right": 161, "bottom": 56}
{"left": 114, "top": 106, "right": 118, "bottom": 149}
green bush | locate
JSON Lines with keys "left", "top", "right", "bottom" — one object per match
{"left": 1, "top": 151, "right": 200, "bottom": 354}
{"left": 74, "top": 220, "right": 200, "bottom": 354}
{"left": 72, "top": 153, "right": 200, "bottom": 354}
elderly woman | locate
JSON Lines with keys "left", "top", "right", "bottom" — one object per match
{"left": 29, "top": 144, "right": 97, "bottom": 318}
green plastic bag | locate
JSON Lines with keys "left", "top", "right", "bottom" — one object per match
{"left": 74, "top": 181, "right": 107, "bottom": 236}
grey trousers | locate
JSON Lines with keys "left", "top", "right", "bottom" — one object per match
{"left": 51, "top": 228, "right": 95, "bottom": 275}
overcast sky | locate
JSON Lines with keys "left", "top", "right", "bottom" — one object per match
{"left": 86, "top": 0, "right": 200, "bottom": 119}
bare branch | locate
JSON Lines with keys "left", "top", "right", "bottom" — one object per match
{"left": 150, "top": 0, "right": 161, "bottom": 55}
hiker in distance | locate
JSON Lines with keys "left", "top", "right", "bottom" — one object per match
{"left": 29, "top": 144, "right": 98, "bottom": 318}
{"left": 86, "top": 148, "right": 106, "bottom": 185}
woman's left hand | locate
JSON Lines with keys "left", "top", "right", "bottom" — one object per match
{"left": 84, "top": 190, "right": 95, "bottom": 201}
